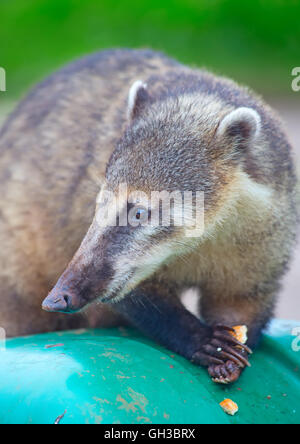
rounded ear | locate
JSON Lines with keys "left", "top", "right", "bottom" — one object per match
{"left": 216, "top": 107, "right": 261, "bottom": 149}
{"left": 127, "top": 80, "right": 149, "bottom": 120}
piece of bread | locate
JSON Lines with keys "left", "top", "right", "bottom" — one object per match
{"left": 219, "top": 399, "right": 239, "bottom": 416}
{"left": 231, "top": 325, "right": 248, "bottom": 344}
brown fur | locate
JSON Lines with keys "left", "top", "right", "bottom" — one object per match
{"left": 0, "top": 50, "right": 180, "bottom": 336}
{"left": 0, "top": 49, "right": 298, "bottom": 344}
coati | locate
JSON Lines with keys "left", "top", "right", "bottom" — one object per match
{"left": 0, "top": 49, "right": 298, "bottom": 383}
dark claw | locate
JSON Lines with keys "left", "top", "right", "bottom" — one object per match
{"left": 203, "top": 340, "right": 250, "bottom": 368}
{"left": 226, "top": 346, "right": 251, "bottom": 368}
{"left": 213, "top": 330, "right": 253, "bottom": 354}
{"left": 191, "top": 351, "right": 224, "bottom": 366}
{"left": 209, "top": 357, "right": 225, "bottom": 365}
{"left": 220, "top": 351, "right": 246, "bottom": 368}
{"left": 214, "top": 324, "right": 235, "bottom": 333}
{"left": 211, "top": 339, "right": 251, "bottom": 368}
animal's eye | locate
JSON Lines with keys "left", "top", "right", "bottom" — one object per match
{"left": 128, "top": 205, "right": 149, "bottom": 226}
{"left": 135, "top": 208, "right": 146, "bottom": 220}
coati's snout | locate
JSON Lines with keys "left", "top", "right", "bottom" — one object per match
{"left": 42, "top": 220, "right": 117, "bottom": 313}
{"left": 42, "top": 242, "right": 114, "bottom": 313}
{"left": 43, "top": 78, "right": 263, "bottom": 314}
{"left": 42, "top": 188, "right": 187, "bottom": 312}
{"left": 42, "top": 285, "right": 84, "bottom": 313}
{"left": 42, "top": 197, "right": 181, "bottom": 313}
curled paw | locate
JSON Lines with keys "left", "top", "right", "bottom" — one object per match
{"left": 191, "top": 325, "right": 252, "bottom": 384}
{"left": 208, "top": 360, "right": 241, "bottom": 384}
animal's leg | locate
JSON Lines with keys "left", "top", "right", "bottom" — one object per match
{"left": 198, "top": 290, "right": 275, "bottom": 384}
{"left": 113, "top": 280, "right": 250, "bottom": 373}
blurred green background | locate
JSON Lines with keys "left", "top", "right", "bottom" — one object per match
{"left": 0, "top": 0, "right": 300, "bottom": 100}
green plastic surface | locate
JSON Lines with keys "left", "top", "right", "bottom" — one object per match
{"left": 0, "top": 320, "right": 300, "bottom": 424}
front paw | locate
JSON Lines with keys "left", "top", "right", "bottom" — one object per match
{"left": 208, "top": 360, "right": 242, "bottom": 384}
{"left": 191, "top": 325, "right": 252, "bottom": 384}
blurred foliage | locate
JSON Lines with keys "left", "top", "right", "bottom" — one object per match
{"left": 0, "top": 0, "right": 299, "bottom": 99}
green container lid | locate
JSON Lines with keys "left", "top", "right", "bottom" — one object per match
{"left": 0, "top": 320, "right": 299, "bottom": 424}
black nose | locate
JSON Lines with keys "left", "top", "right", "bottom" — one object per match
{"left": 42, "top": 288, "right": 81, "bottom": 313}
{"left": 42, "top": 293, "right": 68, "bottom": 313}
